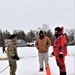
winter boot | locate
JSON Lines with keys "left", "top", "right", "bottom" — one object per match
{"left": 39, "top": 68, "right": 43, "bottom": 72}
{"left": 60, "top": 72, "right": 66, "bottom": 75}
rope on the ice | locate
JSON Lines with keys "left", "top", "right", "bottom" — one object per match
{"left": 0, "top": 65, "right": 9, "bottom": 73}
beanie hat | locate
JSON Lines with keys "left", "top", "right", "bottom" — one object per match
{"left": 39, "top": 30, "right": 44, "bottom": 35}
{"left": 55, "top": 27, "right": 62, "bottom": 32}
{"left": 55, "top": 26, "right": 64, "bottom": 34}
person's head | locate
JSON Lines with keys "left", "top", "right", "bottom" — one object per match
{"left": 54, "top": 26, "right": 64, "bottom": 34}
{"left": 10, "top": 34, "right": 17, "bottom": 42}
{"left": 39, "top": 30, "right": 44, "bottom": 39}
{"left": 54, "top": 27, "right": 62, "bottom": 34}
{"left": 54, "top": 26, "right": 64, "bottom": 37}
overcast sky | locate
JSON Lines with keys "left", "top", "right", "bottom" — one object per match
{"left": 0, "top": 0, "right": 74, "bottom": 33}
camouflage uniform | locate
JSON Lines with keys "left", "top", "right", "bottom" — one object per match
{"left": 7, "top": 41, "right": 19, "bottom": 75}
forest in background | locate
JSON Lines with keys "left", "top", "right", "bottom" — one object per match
{"left": 0, "top": 25, "right": 75, "bottom": 46}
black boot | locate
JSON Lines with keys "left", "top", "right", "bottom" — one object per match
{"left": 60, "top": 72, "right": 66, "bottom": 75}
{"left": 39, "top": 68, "right": 43, "bottom": 72}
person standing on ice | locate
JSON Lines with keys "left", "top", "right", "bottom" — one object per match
{"left": 51, "top": 26, "right": 67, "bottom": 75}
{"left": 7, "top": 34, "right": 20, "bottom": 75}
{"left": 35, "top": 30, "right": 51, "bottom": 71}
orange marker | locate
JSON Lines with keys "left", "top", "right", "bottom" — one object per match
{"left": 46, "top": 64, "right": 51, "bottom": 75}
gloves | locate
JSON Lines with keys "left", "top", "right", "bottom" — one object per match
{"left": 51, "top": 52, "right": 54, "bottom": 56}
{"left": 13, "top": 55, "right": 20, "bottom": 60}
{"left": 15, "top": 56, "right": 20, "bottom": 60}
{"left": 59, "top": 52, "right": 63, "bottom": 58}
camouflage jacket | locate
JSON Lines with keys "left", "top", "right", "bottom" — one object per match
{"left": 7, "top": 40, "right": 19, "bottom": 61}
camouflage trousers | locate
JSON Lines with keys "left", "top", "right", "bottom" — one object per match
{"left": 9, "top": 60, "right": 17, "bottom": 75}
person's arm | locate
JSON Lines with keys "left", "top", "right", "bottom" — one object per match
{"left": 59, "top": 36, "right": 67, "bottom": 58}
{"left": 7, "top": 43, "right": 16, "bottom": 57}
{"left": 60, "top": 36, "right": 67, "bottom": 51}
{"left": 47, "top": 37, "right": 51, "bottom": 48}
{"left": 13, "top": 45, "right": 19, "bottom": 60}
{"left": 35, "top": 39, "right": 39, "bottom": 49}
{"left": 13, "top": 50, "right": 20, "bottom": 60}
{"left": 8, "top": 43, "right": 19, "bottom": 60}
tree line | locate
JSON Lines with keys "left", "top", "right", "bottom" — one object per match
{"left": 0, "top": 25, "right": 75, "bottom": 46}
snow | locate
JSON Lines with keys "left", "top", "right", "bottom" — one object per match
{"left": 0, "top": 46, "right": 75, "bottom": 75}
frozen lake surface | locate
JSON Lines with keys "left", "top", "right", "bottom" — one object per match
{"left": 0, "top": 46, "right": 75, "bottom": 75}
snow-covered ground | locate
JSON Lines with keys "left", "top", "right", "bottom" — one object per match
{"left": 0, "top": 46, "right": 75, "bottom": 75}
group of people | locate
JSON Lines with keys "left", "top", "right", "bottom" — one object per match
{"left": 4, "top": 26, "right": 67, "bottom": 75}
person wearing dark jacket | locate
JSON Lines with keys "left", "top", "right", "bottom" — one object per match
{"left": 52, "top": 26, "right": 67, "bottom": 75}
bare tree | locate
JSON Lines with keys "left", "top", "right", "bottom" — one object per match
{"left": 38, "top": 24, "right": 49, "bottom": 32}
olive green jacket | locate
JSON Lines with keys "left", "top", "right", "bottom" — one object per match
{"left": 7, "top": 40, "right": 18, "bottom": 61}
